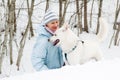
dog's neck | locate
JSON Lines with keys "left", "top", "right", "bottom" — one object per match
{"left": 61, "top": 29, "right": 79, "bottom": 53}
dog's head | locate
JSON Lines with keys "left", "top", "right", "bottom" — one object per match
{"left": 48, "top": 23, "right": 69, "bottom": 46}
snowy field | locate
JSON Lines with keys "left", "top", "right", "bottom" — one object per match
{"left": 2, "top": 58, "right": 120, "bottom": 80}
{"left": 0, "top": 0, "right": 120, "bottom": 80}
{"left": 1, "top": 34, "right": 120, "bottom": 80}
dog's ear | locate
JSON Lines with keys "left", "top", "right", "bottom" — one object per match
{"left": 62, "top": 23, "right": 69, "bottom": 32}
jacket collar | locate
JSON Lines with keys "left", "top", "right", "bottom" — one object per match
{"left": 36, "top": 25, "right": 54, "bottom": 37}
{"left": 45, "top": 26, "right": 54, "bottom": 36}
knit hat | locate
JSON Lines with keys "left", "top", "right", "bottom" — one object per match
{"left": 43, "top": 9, "right": 59, "bottom": 25}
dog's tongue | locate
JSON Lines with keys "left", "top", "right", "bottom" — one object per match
{"left": 53, "top": 39, "right": 60, "bottom": 46}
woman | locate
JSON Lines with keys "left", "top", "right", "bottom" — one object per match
{"left": 31, "top": 9, "right": 64, "bottom": 71}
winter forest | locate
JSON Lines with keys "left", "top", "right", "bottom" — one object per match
{"left": 0, "top": 0, "right": 120, "bottom": 80}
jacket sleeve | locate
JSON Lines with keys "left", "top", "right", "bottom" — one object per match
{"left": 31, "top": 37, "right": 49, "bottom": 71}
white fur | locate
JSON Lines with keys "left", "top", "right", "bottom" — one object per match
{"left": 49, "top": 17, "right": 108, "bottom": 65}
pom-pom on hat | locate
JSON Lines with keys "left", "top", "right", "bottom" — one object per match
{"left": 43, "top": 9, "right": 59, "bottom": 25}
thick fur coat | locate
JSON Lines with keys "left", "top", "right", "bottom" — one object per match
{"left": 49, "top": 17, "right": 108, "bottom": 65}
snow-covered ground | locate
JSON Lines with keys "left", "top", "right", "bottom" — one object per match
{"left": 2, "top": 58, "right": 120, "bottom": 80}
{"left": 1, "top": 34, "right": 120, "bottom": 80}
{"left": 0, "top": 0, "right": 120, "bottom": 80}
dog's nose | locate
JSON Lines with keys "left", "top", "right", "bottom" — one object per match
{"left": 48, "top": 39, "right": 50, "bottom": 42}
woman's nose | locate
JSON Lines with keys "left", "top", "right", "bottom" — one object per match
{"left": 55, "top": 23, "right": 59, "bottom": 26}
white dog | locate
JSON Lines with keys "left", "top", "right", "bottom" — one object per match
{"left": 49, "top": 17, "right": 108, "bottom": 65}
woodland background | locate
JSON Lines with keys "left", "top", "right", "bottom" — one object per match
{"left": 0, "top": 0, "right": 120, "bottom": 78}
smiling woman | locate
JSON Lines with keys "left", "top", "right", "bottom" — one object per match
{"left": 46, "top": 20, "right": 59, "bottom": 33}
{"left": 31, "top": 8, "right": 64, "bottom": 71}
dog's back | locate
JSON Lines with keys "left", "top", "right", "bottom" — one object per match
{"left": 78, "top": 17, "right": 108, "bottom": 64}
{"left": 69, "top": 17, "right": 109, "bottom": 64}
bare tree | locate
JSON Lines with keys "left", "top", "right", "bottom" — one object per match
{"left": 96, "top": 0, "right": 103, "bottom": 34}
{"left": 59, "top": 0, "right": 63, "bottom": 27}
{"left": 16, "top": 0, "right": 35, "bottom": 70}
{"left": 84, "top": 0, "right": 88, "bottom": 32}
{"left": 76, "top": 0, "right": 82, "bottom": 34}
{"left": 89, "top": 0, "right": 95, "bottom": 28}
{"left": 109, "top": 0, "right": 120, "bottom": 47}
{"left": 0, "top": 26, "right": 9, "bottom": 74}
{"left": 0, "top": 1, "right": 6, "bottom": 74}
{"left": 114, "top": 23, "right": 120, "bottom": 45}
{"left": 0, "top": 0, "right": 17, "bottom": 73}
{"left": 0, "top": 11, "right": 9, "bottom": 74}
{"left": 59, "top": 0, "right": 69, "bottom": 27}
{"left": 45, "top": 0, "right": 50, "bottom": 12}
{"left": 113, "top": 0, "right": 120, "bottom": 30}
{"left": 114, "top": 3, "right": 120, "bottom": 46}
{"left": 8, "top": 0, "right": 16, "bottom": 65}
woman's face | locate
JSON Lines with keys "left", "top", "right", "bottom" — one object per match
{"left": 46, "top": 20, "right": 59, "bottom": 32}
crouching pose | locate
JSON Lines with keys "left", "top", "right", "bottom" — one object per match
{"left": 31, "top": 9, "right": 64, "bottom": 71}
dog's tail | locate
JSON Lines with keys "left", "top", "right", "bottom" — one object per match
{"left": 97, "top": 17, "right": 109, "bottom": 43}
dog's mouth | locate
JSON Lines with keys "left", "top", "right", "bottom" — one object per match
{"left": 53, "top": 39, "right": 60, "bottom": 46}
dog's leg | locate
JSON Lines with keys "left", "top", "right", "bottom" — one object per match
{"left": 79, "top": 57, "right": 88, "bottom": 64}
{"left": 94, "top": 50, "right": 103, "bottom": 61}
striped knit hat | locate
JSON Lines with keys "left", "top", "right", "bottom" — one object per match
{"left": 43, "top": 9, "right": 59, "bottom": 25}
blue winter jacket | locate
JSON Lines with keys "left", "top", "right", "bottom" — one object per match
{"left": 31, "top": 24, "right": 64, "bottom": 71}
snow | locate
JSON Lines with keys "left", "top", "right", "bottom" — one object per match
{"left": 2, "top": 58, "right": 120, "bottom": 80}
{"left": 1, "top": 0, "right": 120, "bottom": 80}
{"left": 1, "top": 35, "right": 120, "bottom": 80}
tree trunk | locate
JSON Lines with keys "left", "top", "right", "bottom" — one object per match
{"left": 59, "top": 0, "right": 69, "bottom": 27}
{"left": 114, "top": 23, "right": 120, "bottom": 46}
{"left": 89, "top": 0, "right": 95, "bottom": 28}
{"left": 7, "top": 0, "right": 16, "bottom": 65}
{"left": 45, "top": 0, "right": 49, "bottom": 12}
{"left": 96, "top": 0, "right": 103, "bottom": 34}
{"left": 16, "top": 0, "right": 34, "bottom": 70}
{"left": 0, "top": 23, "right": 10, "bottom": 74}
{"left": 109, "top": 0, "right": 120, "bottom": 47}
{"left": 76, "top": 0, "right": 82, "bottom": 35}
{"left": 84, "top": 0, "right": 88, "bottom": 32}
{"left": 113, "top": 0, "right": 120, "bottom": 30}
{"left": 59, "top": 0, "right": 63, "bottom": 27}
{"left": 29, "top": 0, "right": 35, "bottom": 37}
